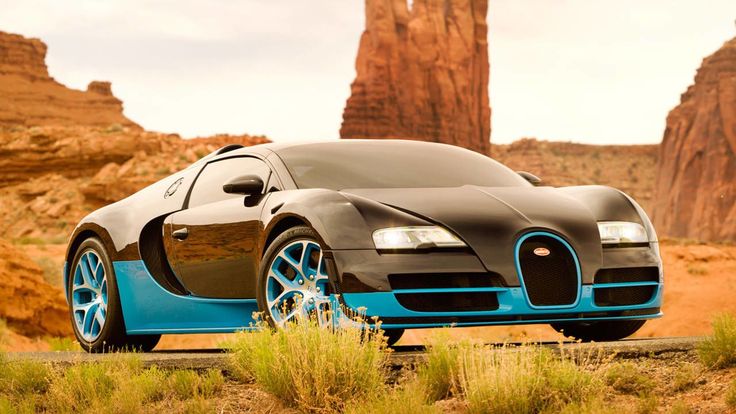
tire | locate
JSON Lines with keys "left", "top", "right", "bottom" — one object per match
{"left": 382, "top": 328, "right": 404, "bottom": 347}
{"left": 68, "top": 238, "right": 161, "bottom": 353}
{"left": 257, "top": 226, "right": 333, "bottom": 328}
{"left": 550, "top": 319, "right": 646, "bottom": 342}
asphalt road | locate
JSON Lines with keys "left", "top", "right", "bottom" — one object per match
{"left": 6, "top": 337, "right": 702, "bottom": 371}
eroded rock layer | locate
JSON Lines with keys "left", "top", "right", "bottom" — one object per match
{"left": 0, "top": 238, "right": 70, "bottom": 337}
{"left": 653, "top": 38, "right": 736, "bottom": 242}
{"left": 340, "top": 0, "right": 491, "bottom": 153}
{"left": 0, "top": 30, "right": 139, "bottom": 128}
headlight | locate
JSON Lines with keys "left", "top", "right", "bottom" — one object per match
{"left": 372, "top": 226, "right": 466, "bottom": 249}
{"left": 597, "top": 221, "right": 648, "bottom": 245}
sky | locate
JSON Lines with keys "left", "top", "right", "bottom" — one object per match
{"left": 1, "top": 0, "right": 735, "bottom": 145}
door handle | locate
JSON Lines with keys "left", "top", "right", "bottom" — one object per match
{"left": 172, "top": 227, "right": 189, "bottom": 240}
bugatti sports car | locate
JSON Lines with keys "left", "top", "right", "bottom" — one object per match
{"left": 64, "top": 140, "right": 663, "bottom": 352}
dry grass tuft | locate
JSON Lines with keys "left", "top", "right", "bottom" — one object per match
{"left": 227, "top": 319, "right": 388, "bottom": 413}
{"left": 726, "top": 379, "right": 736, "bottom": 409}
{"left": 605, "top": 362, "right": 655, "bottom": 395}
{"left": 0, "top": 353, "right": 226, "bottom": 413}
{"left": 698, "top": 313, "right": 736, "bottom": 368}
{"left": 458, "top": 345, "right": 601, "bottom": 413}
{"left": 417, "top": 329, "right": 473, "bottom": 402}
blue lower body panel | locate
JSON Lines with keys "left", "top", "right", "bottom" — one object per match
{"left": 342, "top": 283, "right": 663, "bottom": 329}
{"left": 112, "top": 260, "right": 662, "bottom": 334}
{"left": 114, "top": 261, "right": 258, "bottom": 334}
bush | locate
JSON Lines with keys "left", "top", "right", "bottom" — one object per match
{"left": 698, "top": 313, "right": 736, "bottom": 368}
{"left": 344, "top": 379, "right": 440, "bottom": 414}
{"left": 0, "top": 352, "right": 227, "bottom": 413}
{"left": 46, "top": 337, "right": 78, "bottom": 352}
{"left": 227, "top": 319, "right": 388, "bottom": 413}
{"left": 671, "top": 363, "right": 699, "bottom": 392}
{"left": 417, "top": 330, "right": 470, "bottom": 402}
{"left": 0, "top": 359, "right": 52, "bottom": 397}
{"left": 726, "top": 379, "right": 736, "bottom": 409}
{"left": 458, "top": 345, "right": 600, "bottom": 414}
{"left": 604, "top": 362, "right": 655, "bottom": 395}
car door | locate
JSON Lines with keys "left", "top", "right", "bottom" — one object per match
{"left": 164, "top": 156, "right": 272, "bottom": 299}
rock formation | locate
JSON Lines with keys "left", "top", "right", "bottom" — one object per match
{"left": 0, "top": 30, "right": 139, "bottom": 128}
{"left": 340, "top": 0, "right": 491, "bottom": 153}
{"left": 653, "top": 37, "right": 736, "bottom": 242}
{"left": 0, "top": 238, "right": 70, "bottom": 337}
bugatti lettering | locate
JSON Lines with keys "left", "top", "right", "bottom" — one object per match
{"left": 533, "top": 247, "right": 551, "bottom": 257}
{"left": 63, "top": 140, "right": 663, "bottom": 353}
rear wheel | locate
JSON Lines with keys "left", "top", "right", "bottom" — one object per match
{"left": 68, "top": 238, "right": 160, "bottom": 352}
{"left": 550, "top": 320, "right": 646, "bottom": 342}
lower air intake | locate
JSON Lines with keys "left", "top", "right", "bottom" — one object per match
{"left": 395, "top": 292, "right": 499, "bottom": 312}
{"left": 517, "top": 234, "right": 579, "bottom": 306}
{"left": 594, "top": 286, "right": 655, "bottom": 306}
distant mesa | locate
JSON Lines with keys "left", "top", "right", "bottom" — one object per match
{"left": 0, "top": 30, "right": 139, "bottom": 129}
{"left": 340, "top": 0, "right": 491, "bottom": 154}
{"left": 653, "top": 37, "right": 736, "bottom": 242}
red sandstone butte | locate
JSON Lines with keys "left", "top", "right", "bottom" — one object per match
{"left": 0, "top": 30, "right": 139, "bottom": 129}
{"left": 340, "top": 0, "right": 491, "bottom": 154}
{"left": 653, "top": 37, "right": 736, "bottom": 242}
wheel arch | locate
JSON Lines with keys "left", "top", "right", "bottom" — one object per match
{"left": 64, "top": 225, "right": 118, "bottom": 301}
{"left": 262, "top": 215, "right": 310, "bottom": 256}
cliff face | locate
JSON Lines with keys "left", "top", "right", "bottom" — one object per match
{"left": 0, "top": 31, "right": 139, "bottom": 128}
{"left": 0, "top": 238, "right": 70, "bottom": 337}
{"left": 340, "top": 0, "right": 491, "bottom": 153}
{"left": 653, "top": 38, "right": 736, "bottom": 242}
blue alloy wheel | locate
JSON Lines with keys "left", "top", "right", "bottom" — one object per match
{"left": 71, "top": 250, "right": 108, "bottom": 342}
{"left": 265, "top": 239, "right": 331, "bottom": 326}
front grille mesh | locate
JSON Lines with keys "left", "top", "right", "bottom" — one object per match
{"left": 594, "top": 267, "right": 659, "bottom": 284}
{"left": 518, "top": 235, "right": 578, "bottom": 306}
{"left": 594, "top": 286, "right": 655, "bottom": 306}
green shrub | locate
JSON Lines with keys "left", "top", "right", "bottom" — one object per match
{"left": 459, "top": 345, "right": 600, "bottom": 414}
{"left": 11, "top": 237, "right": 45, "bottom": 246}
{"left": 417, "top": 330, "right": 470, "bottom": 402}
{"left": 344, "top": 379, "right": 440, "bottom": 414}
{"left": 686, "top": 265, "right": 707, "bottom": 276}
{"left": 198, "top": 369, "right": 224, "bottom": 398}
{"left": 726, "top": 379, "right": 736, "bottom": 409}
{"left": 227, "top": 319, "right": 388, "bottom": 413}
{"left": 604, "top": 362, "right": 655, "bottom": 395}
{"left": 1, "top": 352, "right": 225, "bottom": 413}
{"left": 671, "top": 362, "right": 698, "bottom": 392}
{"left": 46, "top": 337, "right": 78, "bottom": 352}
{"left": 669, "top": 401, "right": 693, "bottom": 414}
{"left": 169, "top": 370, "right": 201, "bottom": 400}
{"left": 698, "top": 313, "right": 736, "bottom": 368}
{"left": 32, "top": 257, "right": 62, "bottom": 287}
{"left": 636, "top": 393, "right": 657, "bottom": 414}
{"left": 48, "top": 362, "right": 116, "bottom": 412}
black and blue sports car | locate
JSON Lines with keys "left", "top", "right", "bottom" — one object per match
{"left": 64, "top": 140, "right": 663, "bottom": 352}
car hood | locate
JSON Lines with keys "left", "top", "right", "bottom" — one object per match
{"left": 342, "top": 185, "right": 603, "bottom": 283}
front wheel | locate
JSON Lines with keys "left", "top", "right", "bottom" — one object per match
{"left": 382, "top": 329, "right": 404, "bottom": 347}
{"left": 550, "top": 320, "right": 646, "bottom": 342}
{"left": 68, "top": 238, "right": 160, "bottom": 352}
{"left": 257, "top": 226, "right": 333, "bottom": 327}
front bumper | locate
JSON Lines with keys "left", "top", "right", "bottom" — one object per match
{"left": 328, "top": 245, "right": 663, "bottom": 329}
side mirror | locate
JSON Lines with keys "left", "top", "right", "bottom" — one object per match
{"left": 517, "top": 171, "right": 542, "bottom": 186}
{"left": 223, "top": 175, "right": 264, "bottom": 196}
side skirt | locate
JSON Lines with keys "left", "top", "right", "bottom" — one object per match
{"left": 114, "top": 260, "right": 258, "bottom": 334}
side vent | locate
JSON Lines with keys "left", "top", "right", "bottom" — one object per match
{"left": 139, "top": 216, "right": 188, "bottom": 295}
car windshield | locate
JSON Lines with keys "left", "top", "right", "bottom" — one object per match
{"left": 276, "top": 141, "right": 531, "bottom": 190}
